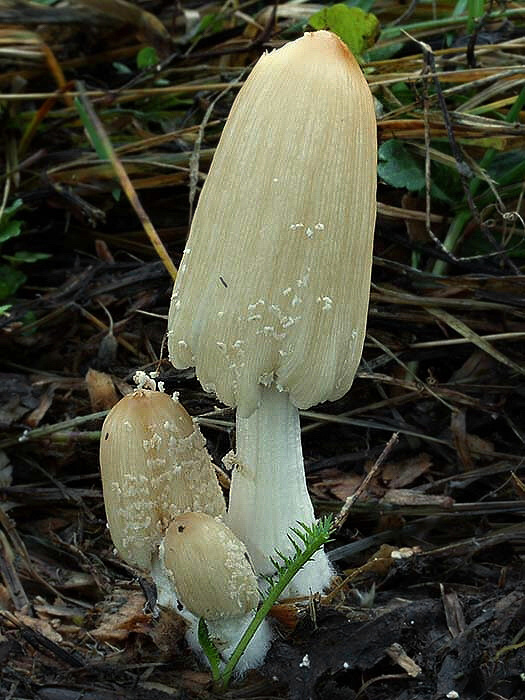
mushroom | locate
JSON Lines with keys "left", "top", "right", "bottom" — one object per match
{"left": 100, "top": 388, "right": 225, "bottom": 570}
{"left": 161, "top": 512, "right": 259, "bottom": 618}
{"left": 156, "top": 512, "right": 273, "bottom": 673}
{"left": 167, "top": 31, "right": 377, "bottom": 593}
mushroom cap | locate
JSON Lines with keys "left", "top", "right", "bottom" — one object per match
{"left": 168, "top": 30, "right": 377, "bottom": 417}
{"left": 100, "top": 390, "right": 225, "bottom": 570}
{"left": 162, "top": 512, "right": 259, "bottom": 619}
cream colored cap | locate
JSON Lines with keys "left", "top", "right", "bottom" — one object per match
{"left": 162, "top": 512, "right": 259, "bottom": 619}
{"left": 100, "top": 390, "right": 225, "bottom": 570}
{"left": 168, "top": 30, "right": 377, "bottom": 417}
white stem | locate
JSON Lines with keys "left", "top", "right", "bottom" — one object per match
{"left": 227, "top": 385, "right": 333, "bottom": 595}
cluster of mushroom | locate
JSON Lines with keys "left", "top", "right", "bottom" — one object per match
{"left": 99, "top": 29, "right": 377, "bottom": 674}
{"left": 100, "top": 377, "right": 273, "bottom": 670}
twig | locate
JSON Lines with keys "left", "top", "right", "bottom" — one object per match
{"left": 334, "top": 433, "right": 399, "bottom": 530}
{"left": 0, "top": 411, "right": 108, "bottom": 449}
{"left": 466, "top": 0, "right": 501, "bottom": 68}
{"left": 403, "top": 33, "right": 475, "bottom": 197}
{"left": 74, "top": 82, "right": 178, "bottom": 282}
{"left": 0, "top": 610, "right": 85, "bottom": 667}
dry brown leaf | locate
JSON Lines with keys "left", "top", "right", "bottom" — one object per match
{"left": 511, "top": 472, "right": 525, "bottom": 500}
{"left": 0, "top": 584, "right": 13, "bottom": 611}
{"left": 310, "top": 469, "right": 363, "bottom": 501}
{"left": 386, "top": 642, "right": 422, "bottom": 677}
{"left": 15, "top": 612, "right": 63, "bottom": 643}
{"left": 382, "top": 453, "right": 433, "bottom": 488}
{"left": 401, "top": 192, "right": 429, "bottom": 244}
{"left": 75, "top": 0, "right": 172, "bottom": 57}
{"left": 91, "top": 589, "right": 150, "bottom": 642}
{"left": 377, "top": 512, "right": 406, "bottom": 533}
{"left": 0, "top": 531, "right": 30, "bottom": 611}
{"left": 27, "top": 517, "right": 70, "bottom": 536}
{"left": 449, "top": 350, "right": 495, "bottom": 383}
{"left": 85, "top": 368, "right": 119, "bottom": 411}
{"left": 269, "top": 602, "right": 302, "bottom": 630}
{"left": 33, "top": 599, "right": 85, "bottom": 621}
{"left": 95, "top": 239, "right": 115, "bottom": 263}
{"left": 24, "top": 385, "right": 55, "bottom": 428}
{"left": 451, "top": 409, "right": 474, "bottom": 471}
{"left": 440, "top": 584, "right": 466, "bottom": 638}
{"left": 328, "top": 473, "right": 365, "bottom": 501}
{"left": 342, "top": 544, "right": 400, "bottom": 579}
{"left": 0, "top": 450, "right": 12, "bottom": 487}
{"left": 150, "top": 606, "right": 188, "bottom": 656}
{"left": 428, "top": 306, "right": 525, "bottom": 377}
{"left": 465, "top": 432, "right": 495, "bottom": 457}
{"left": 0, "top": 373, "right": 39, "bottom": 428}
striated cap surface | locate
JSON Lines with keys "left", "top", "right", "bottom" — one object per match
{"left": 168, "top": 31, "right": 377, "bottom": 417}
{"left": 162, "top": 512, "right": 259, "bottom": 619}
{"left": 100, "top": 390, "right": 225, "bottom": 570}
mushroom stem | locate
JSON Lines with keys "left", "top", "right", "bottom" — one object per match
{"left": 227, "top": 384, "right": 333, "bottom": 594}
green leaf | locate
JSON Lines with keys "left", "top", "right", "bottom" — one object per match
{"left": 429, "top": 161, "right": 462, "bottom": 204}
{"left": 112, "top": 62, "right": 133, "bottom": 75}
{"left": 378, "top": 139, "right": 426, "bottom": 191}
{"left": 466, "top": 0, "right": 485, "bottom": 33}
{"left": 0, "top": 199, "right": 23, "bottom": 244}
{"left": 390, "top": 81, "right": 413, "bottom": 103}
{"left": 0, "top": 264, "right": 26, "bottom": 300}
{"left": 190, "top": 13, "right": 224, "bottom": 40}
{"left": 452, "top": 0, "right": 469, "bottom": 16}
{"left": 489, "top": 150, "right": 525, "bottom": 187}
{"left": 74, "top": 97, "right": 110, "bottom": 161}
{"left": 2, "top": 199, "right": 23, "bottom": 218}
{"left": 0, "top": 219, "right": 22, "bottom": 244}
{"left": 364, "top": 41, "right": 404, "bottom": 62}
{"left": 22, "top": 310, "right": 37, "bottom": 327}
{"left": 308, "top": 4, "right": 380, "bottom": 58}
{"left": 136, "top": 46, "right": 159, "bottom": 70}
{"left": 350, "top": 0, "right": 375, "bottom": 11}
{"left": 3, "top": 251, "right": 51, "bottom": 264}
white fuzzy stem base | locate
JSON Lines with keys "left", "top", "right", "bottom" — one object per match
{"left": 227, "top": 385, "right": 333, "bottom": 596}
{"left": 151, "top": 556, "right": 273, "bottom": 675}
{"left": 185, "top": 612, "right": 274, "bottom": 677}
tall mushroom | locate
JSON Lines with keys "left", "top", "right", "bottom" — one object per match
{"left": 167, "top": 31, "right": 377, "bottom": 593}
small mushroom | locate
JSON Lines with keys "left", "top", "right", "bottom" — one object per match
{"left": 100, "top": 389, "right": 225, "bottom": 570}
{"left": 156, "top": 512, "right": 273, "bottom": 673}
{"left": 167, "top": 31, "right": 377, "bottom": 593}
{"left": 161, "top": 512, "right": 259, "bottom": 619}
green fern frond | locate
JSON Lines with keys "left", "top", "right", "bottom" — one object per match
{"left": 198, "top": 618, "right": 222, "bottom": 682}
